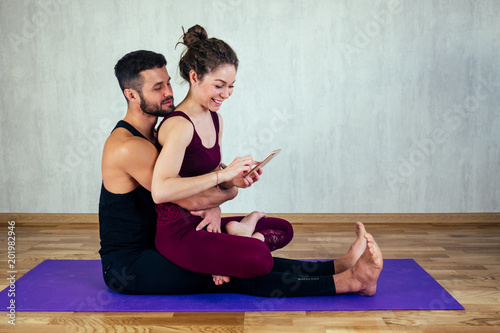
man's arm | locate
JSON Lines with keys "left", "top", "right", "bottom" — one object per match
{"left": 172, "top": 186, "right": 238, "bottom": 212}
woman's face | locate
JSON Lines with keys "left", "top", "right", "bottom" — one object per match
{"left": 195, "top": 64, "right": 236, "bottom": 111}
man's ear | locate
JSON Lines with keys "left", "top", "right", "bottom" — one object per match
{"left": 189, "top": 70, "right": 199, "bottom": 85}
{"left": 124, "top": 88, "right": 140, "bottom": 104}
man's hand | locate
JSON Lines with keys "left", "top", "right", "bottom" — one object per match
{"left": 192, "top": 206, "right": 222, "bottom": 232}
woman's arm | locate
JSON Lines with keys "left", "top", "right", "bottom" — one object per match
{"left": 151, "top": 116, "right": 251, "bottom": 204}
{"left": 152, "top": 116, "right": 215, "bottom": 203}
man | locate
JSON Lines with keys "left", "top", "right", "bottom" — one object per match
{"left": 99, "top": 50, "right": 383, "bottom": 297}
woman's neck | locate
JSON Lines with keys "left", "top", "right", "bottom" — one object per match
{"left": 176, "top": 90, "right": 210, "bottom": 118}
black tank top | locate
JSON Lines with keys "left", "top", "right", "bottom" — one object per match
{"left": 98, "top": 120, "right": 157, "bottom": 257}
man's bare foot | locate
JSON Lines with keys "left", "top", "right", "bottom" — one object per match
{"left": 212, "top": 275, "right": 230, "bottom": 286}
{"left": 334, "top": 222, "right": 368, "bottom": 274}
{"left": 333, "top": 233, "right": 383, "bottom": 296}
{"left": 225, "top": 211, "right": 267, "bottom": 237}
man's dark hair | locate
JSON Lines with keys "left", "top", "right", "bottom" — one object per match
{"left": 114, "top": 50, "right": 167, "bottom": 98}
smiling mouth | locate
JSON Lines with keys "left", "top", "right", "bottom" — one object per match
{"left": 212, "top": 98, "right": 223, "bottom": 105}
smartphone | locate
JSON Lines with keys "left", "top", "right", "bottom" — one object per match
{"left": 244, "top": 149, "right": 281, "bottom": 178}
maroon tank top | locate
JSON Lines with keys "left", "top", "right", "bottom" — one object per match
{"left": 157, "top": 111, "right": 221, "bottom": 177}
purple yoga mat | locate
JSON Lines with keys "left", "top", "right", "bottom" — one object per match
{"left": 1, "top": 259, "right": 463, "bottom": 312}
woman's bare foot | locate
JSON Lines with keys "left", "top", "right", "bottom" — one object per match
{"left": 333, "top": 233, "right": 383, "bottom": 296}
{"left": 333, "top": 222, "right": 368, "bottom": 274}
{"left": 225, "top": 211, "right": 267, "bottom": 237}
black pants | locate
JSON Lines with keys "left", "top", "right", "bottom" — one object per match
{"left": 102, "top": 249, "right": 336, "bottom": 297}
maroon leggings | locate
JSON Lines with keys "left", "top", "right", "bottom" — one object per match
{"left": 155, "top": 203, "right": 294, "bottom": 279}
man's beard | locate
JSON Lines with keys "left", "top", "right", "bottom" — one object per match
{"left": 139, "top": 91, "right": 175, "bottom": 117}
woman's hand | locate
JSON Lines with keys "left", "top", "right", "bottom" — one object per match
{"left": 219, "top": 156, "right": 254, "bottom": 186}
{"left": 219, "top": 156, "right": 266, "bottom": 188}
{"left": 192, "top": 207, "right": 222, "bottom": 232}
{"left": 228, "top": 165, "right": 263, "bottom": 188}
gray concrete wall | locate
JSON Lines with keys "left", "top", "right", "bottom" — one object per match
{"left": 1, "top": 0, "right": 498, "bottom": 213}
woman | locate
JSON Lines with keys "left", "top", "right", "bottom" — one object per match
{"left": 150, "top": 26, "right": 383, "bottom": 297}
{"left": 151, "top": 25, "right": 294, "bottom": 279}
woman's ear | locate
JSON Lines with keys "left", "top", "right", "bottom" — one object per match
{"left": 189, "top": 70, "right": 199, "bottom": 85}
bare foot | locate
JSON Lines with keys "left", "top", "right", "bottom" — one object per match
{"left": 212, "top": 275, "right": 230, "bottom": 286}
{"left": 225, "top": 211, "right": 267, "bottom": 237}
{"left": 333, "top": 233, "right": 383, "bottom": 296}
{"left": 334, "top": 222, "right": 368, "bottom": 274}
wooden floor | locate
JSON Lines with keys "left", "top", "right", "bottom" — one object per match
{"left": 0, "top": 213, "right": 499, "bottom": 332}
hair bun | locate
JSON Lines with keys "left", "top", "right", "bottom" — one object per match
{"left": 182, "top": 25, "right": 208, "bottom": 48}
{"left": 177, "top": 24, "right": 238, "bottom": 83}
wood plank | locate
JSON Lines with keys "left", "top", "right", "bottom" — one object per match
{"left": 0, "top": 215, "right": 499, "bottom": 331}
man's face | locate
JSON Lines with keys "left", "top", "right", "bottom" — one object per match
{"left": 138, "top": 66, "right": 174, "bottom": 117}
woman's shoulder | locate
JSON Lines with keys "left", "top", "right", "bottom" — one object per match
{"left": 159, "top": 110, "right": 192, "bottom": 125}
{"left": 158, "top": 111, "right": 193, "bottom": 130}
{"left": 160, "top": 112, "right": 193, "bottom": 130}
{"left": 157, "top": 111, "right": 194, "bottom": 143}
{"left": 213, "top": 111, "right": 223, "bottom": 131}
{"left": 212, "top": 111, "right": 222, "bottom": 120}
